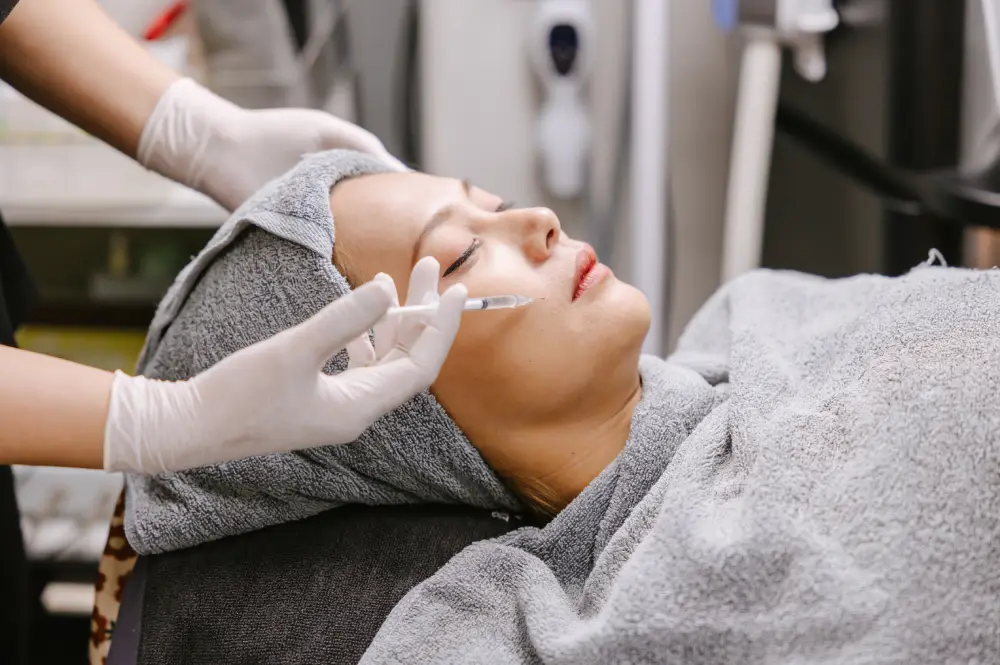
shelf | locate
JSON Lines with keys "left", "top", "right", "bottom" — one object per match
{"left": 26, "top": 302, "right": 157, "bottom": 328}
{"left": 4, "top": 203, "right": 226, "bottom": 228}
{"left": 3, "top": 195, "right": 227, "bottom": 229}
{"left": 0, "top": 143, "right": 228, "bottom": 228}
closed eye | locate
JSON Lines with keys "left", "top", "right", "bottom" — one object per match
{"left": 443, "top": 238, "right": 481, "bottom": 277}
{"left": 440, "top": 201, "right": 511, "bottom": 277}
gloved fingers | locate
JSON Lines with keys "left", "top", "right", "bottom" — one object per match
{"left": 372, "top": 281, "right": 466, "bottom": 367}
{"left": 318, "top": 118, "right": 408, "bottom": 171}
{"left": 330, "top": 284, "right": 467, "bottom": 426}
{"left": 405, "top": 257, "right": 442, "bottom": 307}
{"left": 374, "top": 311, "right": 404, "bottom": 361}
{"left": 335, "top": 358, "right": 438, "bottom": 428}
{"left": 394, "top": 257, "right": 443, "bottom": 349}
{"left": 289, "top": 279, "right": 395, "bottom": 367}
{"left": 378, "top": 319, "right": 428, "bottom": 365}
{"left": 345, "top": 333, "right": 376, "bottom": 369}
{"left": 375, "top": 151, "right": 409, "bottom": 173}
{"left": 321, "top": 118, "right": 383, "bottom": 152}
{"left": 371, "top": 273, "right": 400, "bottom": 359}
{"left": 401, "top": 283, "right": 467, "bottom": 374}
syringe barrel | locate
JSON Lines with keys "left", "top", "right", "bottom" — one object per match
{"left": 478, "top": 295, "right": 519, "bottom": 309}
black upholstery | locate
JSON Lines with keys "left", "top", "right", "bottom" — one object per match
{"left": 118, "top": 504, "right": 524, "bottom": 665}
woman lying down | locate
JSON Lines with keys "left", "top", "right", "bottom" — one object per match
{"left": 124, "top": 150, "right": 1000, "bottom": 664}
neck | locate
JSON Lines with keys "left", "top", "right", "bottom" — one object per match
{"left": 499, "top": 373, "right": 643, "bottom": 511}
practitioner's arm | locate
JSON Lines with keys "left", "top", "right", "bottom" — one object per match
{"left": 0, "top": 0, "right": 404, "bottom": 212}
{"left": 0, "top": 345, "right": 113, "bottom": 469}
{"left": 0, "top": 0, "right": 178, "bottom": 158}
{"left": 0, "top": 266, "right": 466, "bottom": 474}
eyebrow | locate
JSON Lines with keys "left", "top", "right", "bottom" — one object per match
{"left": 411, "top": 178, "right": 472, "bottom": 264}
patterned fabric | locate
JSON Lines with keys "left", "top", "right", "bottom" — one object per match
{"left": 90, "top": 490, "right": 138, "bottom": 665}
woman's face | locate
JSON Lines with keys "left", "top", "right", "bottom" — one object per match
{"left": 331, "top": 172, "right": 648, "bottom": 475}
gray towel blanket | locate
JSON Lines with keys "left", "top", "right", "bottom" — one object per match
{"left": 127, "top": 149, "right": 1000, "bottom": 663}
{"left": 124, "top": 150, "right": 520, "bottom": 554}
{"left": 362, "top": 264, "right": 1000, "bottom": 664}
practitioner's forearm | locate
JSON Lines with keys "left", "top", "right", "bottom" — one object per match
{"left": 0, "top": 0, "right": 179, "bottom": 157}
{"left": 0, "top": 345, "right": 111, "bottom": 469}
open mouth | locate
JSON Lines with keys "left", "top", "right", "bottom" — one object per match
{"left": 572, "top": 244, "right": 611, "bottom": 302}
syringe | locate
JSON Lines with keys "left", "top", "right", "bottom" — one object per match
{"left": 388, "top": 294, "right": 535, "bottom": 317}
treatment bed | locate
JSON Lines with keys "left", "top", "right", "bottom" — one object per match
{"left": 105, "top": 502, "right": 525, "bottom": 664}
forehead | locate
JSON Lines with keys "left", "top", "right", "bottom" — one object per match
{"left": 330, "top": 172, "right": 463, "bottom": 282}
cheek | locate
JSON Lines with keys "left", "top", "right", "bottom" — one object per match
{"left": 487, "top": 283, "right": 648, "bottom": 398}
{"left": 433, "top": 305, "right": 544, "bottom": 394}
{"left": 447, "top": 310, "right": 522, "bottom": 370}
{"left": 339, "top": 235, "right": 415, "bottom": 290}
{"left": 435, "top": 302, "right": 583, "bottom": 418}
{"left": 428, "top": 237, "right": 476, "bottom": 279}
{"left": 430, "top": 262, "right": 647, "bottom": 421}
{"left": 459, "top": 245, "right": 549, "bottom": 298}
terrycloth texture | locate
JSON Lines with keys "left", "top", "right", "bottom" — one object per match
{"left": 362, "top": 266, "right": 1000, "bottom": 665}
{"left": 124, "top": 149, "right": 519, "bottom": 554}
{"left": 134, "top": 505, "right": 525, "bottom": 665}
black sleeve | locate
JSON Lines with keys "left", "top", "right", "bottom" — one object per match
{"left": 0, "top": 218, "right": 36, "bottom": 665}
{"left": 0, "top": 219, "right": 36, "bottom": 346}
{"left": 0, "top": 1, "right": 17, "bottom": 26}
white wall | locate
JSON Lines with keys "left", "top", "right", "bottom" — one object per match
{"left": 418, "top": 0, "right": 553, "bottom": 211}
{"left": 665, "top": 2, "right": 738, "bottom": 344}
{"left": 406, "top": 0, "right": 738, "bottom": 348}
{"left": 344, "top": 0, "right": 413, "bottom": 155}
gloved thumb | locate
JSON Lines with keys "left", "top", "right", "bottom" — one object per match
{"left": 376, "top": 282, "right": 468, "bottom": 368}
{"left": 291, "top": 280, "right": 396, "bottom": 367}
{"left": 335, "top": 283, "right": 468, "bottom": 426}
{"left": 371, "top": 147, "right": 409, "bottom": 173}
{"left": 318, "top": 115, "right": 409, "bottom": 172}
{"left": 404, "top": 283, "right": 468, "bottom": 373}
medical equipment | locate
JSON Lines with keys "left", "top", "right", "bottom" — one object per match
{"left": 715, "top": 0, "right": 838, "bottom": 283}
{"left": 389, "top": 295, "right": 535, "bottom": 317}
{"left": 415, "top": 0, "right": 673, "bottom": 354}
{"left": 531, "top": 0, "right": 595, "bottom": 200}
{"left": 629, "top": 0, "right": 670, "bottom": 356}
{"left": 766, "top": 1, "right": 1000, "bottom": 273}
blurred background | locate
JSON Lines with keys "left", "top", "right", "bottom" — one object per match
{"left": 8, "top": 0, "right": 1000, "bottom": 661}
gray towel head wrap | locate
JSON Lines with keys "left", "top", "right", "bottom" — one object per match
{"left": 125, "top": 149, "right": 521, "bottom": 555}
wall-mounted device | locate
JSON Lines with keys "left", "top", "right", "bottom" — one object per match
{"left": 714, "top": 0, "right": 838, "bottom": 282}
{"left": 713, "top": 0, "right": 838, "bottom": 81}
{"left": 530, "top": 0, "right": 595, "bottom": 199}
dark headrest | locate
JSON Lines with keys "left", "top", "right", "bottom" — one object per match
{"left": 121, "top": 504, "right": 526, "bottom": 665}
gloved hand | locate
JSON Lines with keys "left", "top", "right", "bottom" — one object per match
{"left": 103, "top": 258, "right": 467, "bottom": 474}
{"left": 137, "top": 78, "right": 407, "bottom": 212}
{"left": 356, "top": 258, "right": 457, "bottom": 369}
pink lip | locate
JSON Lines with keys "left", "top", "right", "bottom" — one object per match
{"left": 572, "top": 244, "right": 612, "bottom": 302}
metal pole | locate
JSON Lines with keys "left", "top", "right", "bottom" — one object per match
{"left": 630, "top": 0, "right": 669, "bottom": 356}
{"left": 720, "top": 31, "right": 782, "bottom": 283}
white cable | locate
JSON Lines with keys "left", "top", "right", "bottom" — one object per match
{"left": 630, "top": 0, "right": 670, "bottom": 356}
{"left": 720, "top": 33, "right": 782, "bottom": 283}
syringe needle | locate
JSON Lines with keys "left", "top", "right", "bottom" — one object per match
{"left": 388, "top": 295, "right": 537, "bottom": 316}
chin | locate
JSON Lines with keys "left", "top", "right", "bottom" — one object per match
{"left": 603, "top": 280, "right": 651, "bottom": 353}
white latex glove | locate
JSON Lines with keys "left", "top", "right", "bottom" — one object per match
{"left": 103, "top": 259, "right": 467, "bottom": 474}
{"left": 137, "top": 78, "right": 407, "bottom": 212}
{"left": 360, "top": 258, "right": 458, "bottom": 369}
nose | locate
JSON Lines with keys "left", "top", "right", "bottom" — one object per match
{"left": 505, "top": 207, "right": 561, "bottom": 262}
